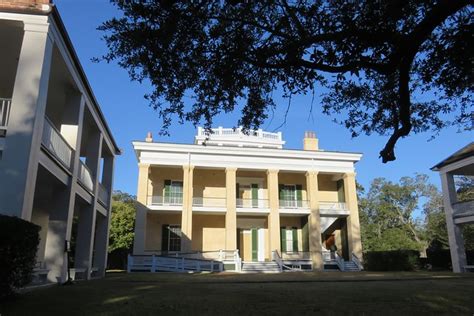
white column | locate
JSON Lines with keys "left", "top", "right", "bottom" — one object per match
{"left": 74, "top": 132, "right": 103, "bottom": 279}
{"left": 0, "top": 21, "right": 53, "bottom": 220}
{"left": 440, "top": 172, "right": 467, "bottom": 273}
{"left": 133, "top": 164, "right": 150, "bottom": 254}
{"left": 94, "top": 154, "right": 115, "bottom": 277}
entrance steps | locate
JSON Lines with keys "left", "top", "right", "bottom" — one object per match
{"left": 242, "top": 261, "right": 281, "bottom": 273}
{"left": 343, "top": 261, "right": 361, "bottom": 271}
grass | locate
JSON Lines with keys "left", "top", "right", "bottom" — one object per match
{"left": 1, "top": 271, "right": 474, "bottom": 315}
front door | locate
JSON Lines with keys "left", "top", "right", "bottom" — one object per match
{"left": 247, "top": 228, "right": 265, "bottom": 262}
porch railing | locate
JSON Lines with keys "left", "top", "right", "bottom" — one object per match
{"left": 319, "top": 202, "right": 348, "bottom": 212}
{"left": 279, "top": 199, "right": 309, "bottom": 209}
{"left": 0, "top": 98, "right": 12, "bottom": 133}
{"left": 192, "top": 197, "right": 226, "bottom": 208}
{"left": 98, "top": 183, "right": 109, "bottom": 206}
{"left": 78, "top": 160, "right": 94, "bottom": 192}
{"left": 236, "top": 198, "right": 269, "bottom": 209}
{"left": 42, "top": 117, "right": 73, "bottom": 169}
{"left": 149, "top": 195, "right": 183, "bottom": 206}
{"left": 352, "top": 252, "right": 363, "bottom": 270}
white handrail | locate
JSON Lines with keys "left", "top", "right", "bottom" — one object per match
{"left": 78, "top": 160, "right": 94, "bottom": 192}
{"left": 0, "top": 98, "right": 12, "bottom": 131}
{"left": 351, "top": 252, "right": 363, "bottom": 270}
{"left": 98, "top": 183, "right": 109, "bottom": 206}
{"left": 319, "top": 202, "right": 348, "bottom": 211}
{"left": 335, "top": 253, "right": 345, "bottom": 271}
{"left": 236, "top": 198, "right": 269, "bottom": 208}
{"left": 127, "top": 254, "right": 224, "bottom": 273}
{"left": 149, "top": 195, "right": 183, "bottom": 206}
{"left": 198, "top": 126, "right": 282, "bottom": 141}
{"left": 192, "top": 196, "right": 226, "bottom": 208}
{"left": 279, "top": 199, "right": 310, "bottom": 209}
{"left": 42, "top": 117, "right": 73, "bottom": 169}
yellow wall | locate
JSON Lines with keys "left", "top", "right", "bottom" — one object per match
{"left": 145, "top": 213, "right": 181, "bottom": 251}
{"left": 318, "top": 174, "right": 339, "bottom": 202}
{"left": 149, "top": 167, "right": 183, "bottom": 203}
{"left": 192, "top": 214, "right": 226, "bottom": 251}
{"left": 193, "top": 169, "right": 226, "bottom": 199}
{"left": 237, "top": 170, "right": 268, "bottom": 200}
{"left": 278, "top": 173, "right": 308, "bottom": 200}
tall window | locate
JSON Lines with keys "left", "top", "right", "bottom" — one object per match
{"left": 164, "top": 180, "right": 183, "bottom": 205}
{"left": 280, "top": 185, "right": 297, "bottom": 207}
{"left": 162, "top": 224, "right": 181, "bottom": 252}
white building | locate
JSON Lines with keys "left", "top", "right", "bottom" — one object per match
{"left": 0, "top": 1, "right": 120, "bottom": 283}
{"left": 432, "top": 142, "right": 474, "bottom": 272}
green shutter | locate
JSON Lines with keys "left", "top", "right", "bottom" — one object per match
{"left": 236, "top": 183, "right": 240, "bottom": 198}
{"left": 251, "top": 229, "right": 258, "bottom": 261}
{"left": 164, "top": 179, "right": 171, "bottom": 203}
{"left": 296, "top": 184, "right": 303, "bottom": 207}
{"left": 251, "top": 184, "right": 258, "bottom": 208}
{"left": 301, "top": 217, "right": 309, "bottom": 252}
{"left": 281, "top": 227, "right": 287, "bottom": 253}
{"left": 161, "top": 225, "right": 169, "bottom": 251}
{"left": 279, "top": 184, "right": 284, "bottom": 201}
{"left": 292, "top": 227, "right": 298, "bottom": 252}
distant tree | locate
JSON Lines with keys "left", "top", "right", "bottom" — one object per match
{"left": 109, "top": 191, "right": 136, "bottom": 253}
{"left": 359, "top": 174, "right": 438, "bottom": 251}
{"left": 98, "top": 0, "right": 473, "bottom": 163}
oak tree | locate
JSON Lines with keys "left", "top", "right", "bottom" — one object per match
{"left": 98, "top": 0, "right": 473, "bottom": 162}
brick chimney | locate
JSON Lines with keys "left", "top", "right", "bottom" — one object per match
{"left": 0, "top": 0, "right": 52, "bottom": 13}
{"left": 303, "top": 131, "right": 319, "bottom": 151}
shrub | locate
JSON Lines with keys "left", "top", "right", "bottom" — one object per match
{"left": 0, "top": 215, "right": 40, "bottom": 300}
{"left": 363, "top": 250, "right": 420, "bottom": 271}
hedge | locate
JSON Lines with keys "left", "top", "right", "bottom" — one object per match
{"left": 426, "top": 249, "right": 474, "bottom": 270}
{"left": 363, "top": 250, "right": 420, "bottom": 271}
{"left": 0, "top": 215, "right": 40, "bottom": 299}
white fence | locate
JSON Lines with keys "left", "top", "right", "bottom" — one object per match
{"left": 236, "top": 198, "right": 269, "bottom": 209}
{"left": 279, "top": 199, "right": 309, "bottom": 209}
{"left": 42, "top": 118, "right": 73, "bottom": 169}
{"left": 127, "top": 255, "right": 223, "bottom": 273}
{"left": 192, "top": 197, "right": 226, "bottom": 208}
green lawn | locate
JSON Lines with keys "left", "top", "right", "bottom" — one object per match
{"left": 2, "top": 271, "right": 474, "bottom": 315}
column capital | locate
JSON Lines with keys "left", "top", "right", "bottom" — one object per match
{"left": 305, "top": 170, "right": 319, "bottom": 177}
{"left": 266, "top": 169, "right": 279, "bottom": 175}
{"left": 225, "top": 167, "right": 237, "bottom": 173}
{"left": 343, "top": 172, "right": 357, "bottom": 179}
{"left": 182, "top": 165, "right": 195, "bottom": 171}
{"left": 138, "top": 163, "right": 150, "bottom": 168}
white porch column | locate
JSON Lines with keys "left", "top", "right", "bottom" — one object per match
{"left": 306, "top": 171, "right": 323, "bottom": 270}
{"left": 181, "top": 165, "right": 194, "bottom": 252}
{"left": 440, "top": 172, "right": 467, "bottom": 273}
{"left": 0, "top": 21, "right": 53, "bottom": 220}
{"left": 133, "top": 163, "right": 150, "bottom": 254}
{"left": 94, "top": 154, "right": 115, "bottom": 277}
{"left": 225, "top": 168, "right": 237, "bottom": 251}
{"left": 74, "top": 132, "right": 102, "bottom": 279}
{"left": 343, "top": 173, "right": 363, "bottom": 260}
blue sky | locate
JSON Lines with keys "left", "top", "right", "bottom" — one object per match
{"left": 55, "top": 1, "right": 472, "bottom": 196}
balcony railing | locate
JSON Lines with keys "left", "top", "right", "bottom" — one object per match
{"left": 98, "top": 183, "right": 109, "bottom": 206}
{"left": 78, "top": 160, "right": 94, "bottom": 192}
{"left": 192, "top": 197, "right": 226, "bottom": 208}
{"left": 149, "top": 195, "right": 184, "bottom": 206}
{"left": 236, "top": 198, "right": 269, "bottom": 209}
{"left": 319, "top": 202, "right": 348, "bottom": 212}
{"left": 279, "top": 199, "right": 309, "bottom": 209}
{"left": 198, "top": 127, "right": 282, "bottom": 141}
{"left": 0, "top": 98, "right": 11, "bottom": 133}
{"left": 42, "top": 117, "right": 73, "bottom": 169}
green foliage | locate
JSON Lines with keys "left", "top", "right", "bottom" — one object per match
{"left": 364, "top": 250, "right": 420, "bottom": 271}
{"left": 98, "top": 1, "right": 473, "bottom": 162}
{"left": 109, "top": 191, "right": 136, "bottom": 253}
{"left": 0, "top": 215, "right": 40, "bottom": 299}
{"left": 358, "top": 174, "right": 434, "bottom": 252}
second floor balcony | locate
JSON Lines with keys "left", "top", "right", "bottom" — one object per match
{"left": 42, "top": 117, "right": 73, "bottom": 170}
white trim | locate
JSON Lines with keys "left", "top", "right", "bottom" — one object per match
{"left": 134, "top": 142, "right": 360, "bottom": 173}
{"left": 438, "top": 156, "right": 474, "bottom": 174}
{"left": 454, "top": 215, "right": 474, "bottom": 225}
{"left": 258, "top": 228, "right": 265, "bottom": 262}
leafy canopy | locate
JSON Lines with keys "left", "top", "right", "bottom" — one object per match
{"left": 98, "top": 0, "right": 473, "bottom": 162}
{"left": 109, "top": 191, "right": 136, "bottom": 252}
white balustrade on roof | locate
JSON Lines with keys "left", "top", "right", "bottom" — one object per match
{"left": 195, "top": 126, "right": 285, "bottom": 149}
